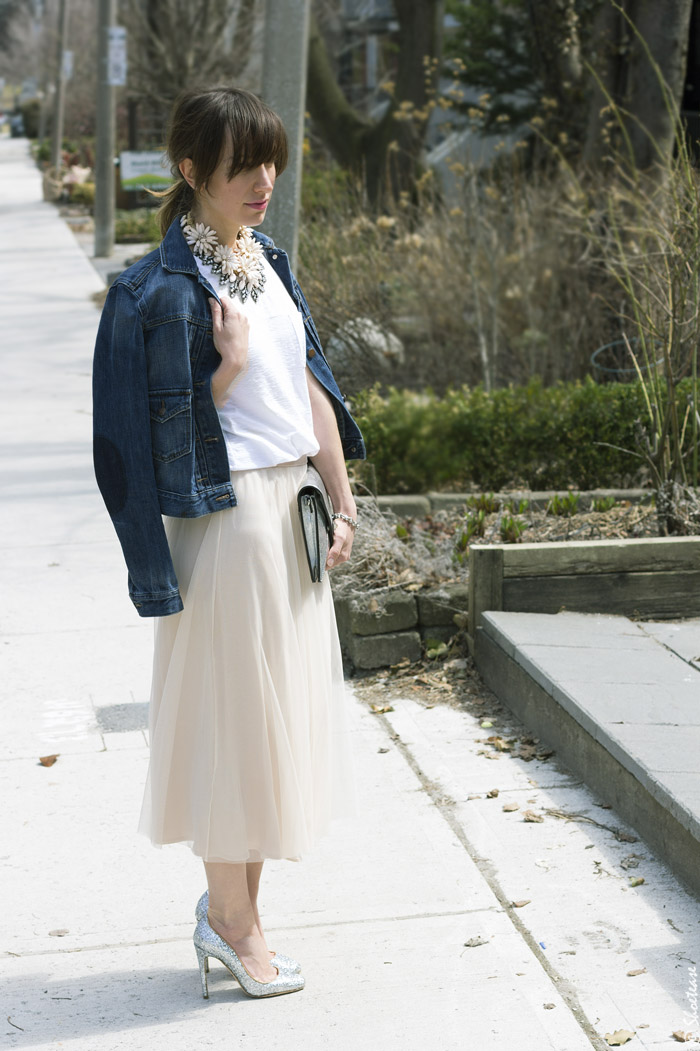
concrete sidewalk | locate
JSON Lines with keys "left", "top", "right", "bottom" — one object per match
{"left": 2, "top": 135, "right": 700, "bottom": 1051}
{"left": 475, "top": 610, "right": 700, "bottom": 899}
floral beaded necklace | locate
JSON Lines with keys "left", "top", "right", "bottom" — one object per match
{"left": 180, "top": 213, "right": 267, "bottom": 303}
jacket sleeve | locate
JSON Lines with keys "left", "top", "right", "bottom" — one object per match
{"left": 92, "top": 281, "right": 184, "bottom": 617}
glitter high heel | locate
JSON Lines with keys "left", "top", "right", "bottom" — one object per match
{"left": 195, "top": 890, "right": 301, "bottom": 974}
{"left": 193, "top": 916, "right": 305, "bottom": 999}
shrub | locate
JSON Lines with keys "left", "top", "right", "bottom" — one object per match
{"left": 114, "top": 208, "right": 161, "bottom": 244}
{"left": 70, "top": 182, "right": 95, "bottom": 207}
{"left": 352, "top": 377, "right": 696, "bottom": 493}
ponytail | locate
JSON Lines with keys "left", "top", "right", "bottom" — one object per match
{"left": 148, "top": 176, "right": 195, "bottom": 239}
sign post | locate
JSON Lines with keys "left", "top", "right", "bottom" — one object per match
{"left": 94, "top": 0, "right": 122, "bottom": 257}
{"left": 49, "top": 0, "right": 69, "bottom": 173}
{"left": 261, "top": 0, "right": 311, "bottom": 271}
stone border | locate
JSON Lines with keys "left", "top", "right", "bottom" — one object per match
{"left": 333, "top": 584, "right": 468, "bottom": 672}
{"left": 358, "top": 488, "right": 654, "bottom": 519}
{"left": 468, "top": 535, "right": 700, "bottom": 656}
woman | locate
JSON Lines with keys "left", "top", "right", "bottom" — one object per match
{"left": 92, "top": 86, "right": 365, "bottom": 999}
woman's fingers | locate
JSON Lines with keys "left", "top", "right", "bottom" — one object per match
{"left": 208, "top": 298, "right": 223, "bottom": 334}
{"left": 208, "top": 297, "right": 249, "bottom": 369}
{"left": 327, "top": 522, "right": 354, "bottom": 568}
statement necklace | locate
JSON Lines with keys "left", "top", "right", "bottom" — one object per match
{"left": 180, "top": 213, "right": 266, "bottom": 303}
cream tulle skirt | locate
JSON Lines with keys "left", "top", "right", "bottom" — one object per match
{"left": 137, "top": 457, "right": 358, "bottom": 863}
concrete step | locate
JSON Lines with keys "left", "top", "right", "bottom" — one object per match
{"left": 473, "top": 610, "right": 700, "bottom": 898}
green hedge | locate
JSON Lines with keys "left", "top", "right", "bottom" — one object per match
{"left": 351, "top": 376, "right": 696, "bottom": 493}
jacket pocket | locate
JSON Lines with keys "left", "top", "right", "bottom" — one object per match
{"left": 148, "top": 389, "right": 193, "bottom": 463}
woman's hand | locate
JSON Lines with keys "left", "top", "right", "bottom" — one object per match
{"left": 327, "top": 516, "right": 356, "bottom": 569}
{"left": 209, "top": 297, "right": 250, "bottom": 406}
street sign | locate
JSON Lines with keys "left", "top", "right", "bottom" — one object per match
{"left": 120, "top": 151, "right": 173, "bottom": 190}
{"left": 107, "top": 26, "right": 127, "bottom": 86}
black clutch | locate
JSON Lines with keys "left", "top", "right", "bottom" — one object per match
{"left": 297, "top": 462, "right": 334, "bottom": 582}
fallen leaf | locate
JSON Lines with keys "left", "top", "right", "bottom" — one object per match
{"left": 486, "top": 788, "right": 499, "bottom": 798}
{"left": 48, "top": 929, "right": 69, "bottom": 937}
{"left": 614, "top": 829, "right": 638, "bottom": 843}
{"left": 487, "top": 735, "right": 511, "bottom": 751}
{"left": 605, "top": 1030, "right": 635, "bottom": 1045}
{"left": 463, "top": 935, "right": 488, "bottom": 948}
{"left": 39, "top": 754, "right": 59, "bottom": 767}
{"left": 512, "top": 899, "right": 531, "bottom": 908}
{"left": 467, "top": 794, "right": 480, "bottom": 800}
{"left": 620, "top": 855, "right": 641, "bottom": 870}
{"left": 369, "top": 704, "right": 394, "bottom": 714}
{"left": 628, "top": 876, "right": 645, "bottom": 887}
{"left": 543, "top": 1003, "right": 556, "bottom": 1010}
{"left": 672, "top": 1031, "right": 693, "bottom": 1042}
{"left": 368, "top": 598, "right": 379, "bottom": 612}
{"left": 627, "top": 968, "right": 646, "bottom": 977}
{"left": 502, "top": 802, "right": 520, "bottom": 812}
{"left": 523, "top": 810, "right": 544, "bottom": 823}
{"left": 377, "top": 747, "right": 389, "bottom": 754}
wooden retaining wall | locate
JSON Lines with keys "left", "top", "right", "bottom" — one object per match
{"left": 468, "top": 536, "right": 700, "bottom": 655}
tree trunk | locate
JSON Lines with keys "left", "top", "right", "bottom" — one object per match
{"left": 582, "top": 0, "right": 693, "bottom": 170}
{"left": 626, "top": 0, "right": 693, "bottom": 168}
{"left": 305, "top": 1, "right": 443, "bottom": 207}
{"left": 526, "top": 0, "right": 583, "bottom": 102}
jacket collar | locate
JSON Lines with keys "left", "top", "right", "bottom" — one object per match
{"left": 159, "top": 215, "right": 199, "bottom": 274}
{"left": 160, "top": 214, "right": 285, "bottom": 274}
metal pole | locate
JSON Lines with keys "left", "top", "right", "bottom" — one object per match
{"left": 261, "top": 0, "right": 311, "bottom": 271}
{"left": 49, "top": 0, "right": 69, "bottom": 172}
{"left": 94, "top": 0, "right": 116, "bottom": 258}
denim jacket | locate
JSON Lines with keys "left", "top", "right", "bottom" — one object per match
{"left": 92, "top": 216, "right": 366, "bottom": 618}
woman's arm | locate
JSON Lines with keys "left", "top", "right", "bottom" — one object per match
{"left": 306, "top": 367, "right": 357, "bottom": 568}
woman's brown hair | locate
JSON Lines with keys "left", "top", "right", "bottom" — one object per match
{"left": 153, "top": 86, "right": 289, "bottom": 238}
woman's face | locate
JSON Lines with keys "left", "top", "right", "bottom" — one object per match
{"left": 179, "top": 138, "right": 276, "bottom": 242}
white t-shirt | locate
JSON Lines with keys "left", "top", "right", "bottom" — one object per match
{"left": 195, "top": 251, "right": 320, "bottom": 471}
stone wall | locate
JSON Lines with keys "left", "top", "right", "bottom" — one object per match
{"left": 333, "top": 583, "right": 469, "bottom": 672}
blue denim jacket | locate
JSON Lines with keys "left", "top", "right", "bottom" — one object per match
{"left": 92, "top": 216, "right": 366, "bottom": 618}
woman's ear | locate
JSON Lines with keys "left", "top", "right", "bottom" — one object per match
{"left": 179, "top": 157, "right": 195, "bottom": 189}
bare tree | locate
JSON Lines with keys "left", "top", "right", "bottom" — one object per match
{"left": 305, "top": 1, "right": 444, "bottom": 206}
{"left": 122, "top": 0, "right": 260, "bottom": 140}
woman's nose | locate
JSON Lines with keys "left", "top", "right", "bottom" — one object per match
{"left": 255, "top": 165, "right": 275, "bottom": 189}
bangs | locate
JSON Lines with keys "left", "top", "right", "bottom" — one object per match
{"left": 223, "top": 95, "right": 289, "bottom": 179}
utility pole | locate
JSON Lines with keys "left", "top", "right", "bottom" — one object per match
{"left": 94, "top": 0, "right": 117, "bottom": 257}
{"left": 261, "top": 0, "right": 311, "bottom": 271}
{"left": 49, "top": 0, "right": 69, "bottom": 172}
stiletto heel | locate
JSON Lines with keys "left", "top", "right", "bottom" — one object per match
{"left": 193, "top": 917, "right": 305, "bottom": 999}
{"left": 195, "top": 945, "right": 210, "bottom": 999}
{"left": 195, "top": 890, "right": 301, "bottom": 974}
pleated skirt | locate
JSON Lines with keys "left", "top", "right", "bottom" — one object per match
{"left": 137, "top": 457, "right": 359, "bottom": 863}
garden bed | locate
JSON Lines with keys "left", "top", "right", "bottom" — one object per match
{"left": 332, "top": 486, "right": 698, "bottom": 672}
